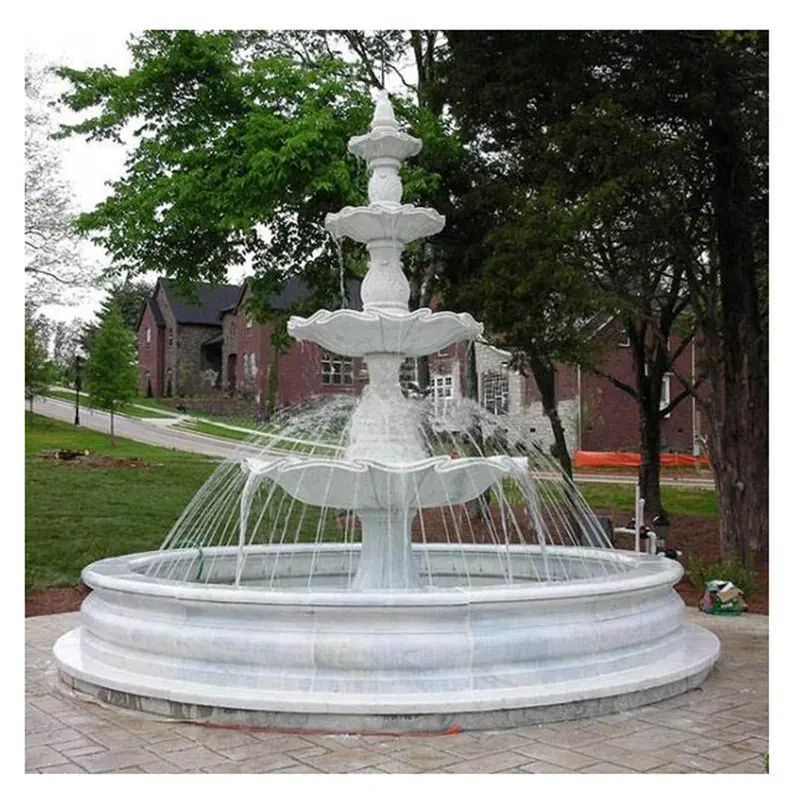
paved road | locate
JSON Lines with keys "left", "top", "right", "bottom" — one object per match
{"left": 29, "top": 397, "right": 248, "bottom": 460}
{"left": 28, "top": 396, "right": 715, "bottom": 489}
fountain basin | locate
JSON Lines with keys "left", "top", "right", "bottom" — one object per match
{"left": 54, "top": 544, "right": 719, "bottom": 732}
{"left": 287, "top": 307, "right": 483, "bottom": 357}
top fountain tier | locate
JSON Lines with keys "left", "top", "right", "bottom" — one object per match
{"left": 324, "top": 90, "right": 444, "bottom": 245}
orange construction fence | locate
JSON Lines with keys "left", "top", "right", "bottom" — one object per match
{"left": 573, "top": 451, "right": 710, "bottom": 468}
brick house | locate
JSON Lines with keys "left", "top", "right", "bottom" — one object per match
{"left": 136, "top": 278, "right": 241, "bottom": 397}
{"left": 218, "top": 277, "right": 366, "bottom": 411}
{"left": 137, "top": 280, "right": 702, "bottom": 453}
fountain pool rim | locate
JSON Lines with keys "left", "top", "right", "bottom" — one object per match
{"left": 77, "top": 543, "right": 684, "bottom": 605}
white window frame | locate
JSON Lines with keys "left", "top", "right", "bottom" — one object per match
{"left": 660, "top": 374, "right": 671, "bottom": 416}
{"left": 481, "top": 371, "right": 509, "bottom": 416}
{"left": 321, "top": 351, "right": 354, "bottom": 386}
{"left": 146, "top": 327, "right": 151, "bottom": 344}
{"left": 432, "top": 374, "right": 454, "bottom": 417}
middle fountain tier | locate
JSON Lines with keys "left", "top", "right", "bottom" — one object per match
{"left": 260, "top": 89, "right": 503, "bottom": 590}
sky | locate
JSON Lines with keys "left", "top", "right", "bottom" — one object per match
{"left": 27, "top": 31, "right": 136, "bottom": 322}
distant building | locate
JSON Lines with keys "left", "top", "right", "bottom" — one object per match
{"left": 136, "top": 280, "right": 702, "bottom": 453}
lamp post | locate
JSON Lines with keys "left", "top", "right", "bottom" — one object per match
{"left": 74, "top": 354, "right": 84, "bottom": 427}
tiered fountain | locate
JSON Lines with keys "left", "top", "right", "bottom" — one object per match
{"left": 54, "top": 92, "right": 719, "bottom": 733}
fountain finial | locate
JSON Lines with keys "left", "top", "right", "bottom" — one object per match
{"left": 371, "top": 89, "right": 399, "bottom": 132}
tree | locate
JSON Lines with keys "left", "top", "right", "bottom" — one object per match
{"left": 82, "top": 277, "right": 154, "bottom": 354}
{"left": 50, "top": 317, "right": 87, "bottom": 383}
{"left": 442, "top": 30, "right": 767, "bottom": 559}
{"left": 54, "top": 31, "right": 470, "bottom": 379}
{"left": 25, "top": 305, "right": 53, "bottom": 417}
{"left": 83, "top": 304, "right": 138, "bottom": 442}
{"left": 25, "top": 57, "right": 96, "bottom": 303}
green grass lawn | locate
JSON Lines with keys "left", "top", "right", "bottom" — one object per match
{"left": 25, "top": 415, "right": 218, "bottom": 592}
{"left": 176, "top": 419, "right": 255, "bottom": 442}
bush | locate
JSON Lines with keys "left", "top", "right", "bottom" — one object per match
{"left": 685, "top": 554, "right": 759, "bottom": 597}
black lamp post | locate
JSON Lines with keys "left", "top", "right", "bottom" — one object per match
{"left": 74, "top": 354, "right": 84, "bottom": 427}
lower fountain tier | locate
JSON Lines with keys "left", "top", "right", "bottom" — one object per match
{"left": 287, "top": 307, "right": 483, "bottom": 358}
{"left": 53, "top": 545, "right": 720, "bottom": 733}
{"left": 242, "top": 454, "right": 526, "bottom": 511}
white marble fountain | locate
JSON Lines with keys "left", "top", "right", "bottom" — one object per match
{"left": 54, "top": 91, "right": 720, "bottom": 732}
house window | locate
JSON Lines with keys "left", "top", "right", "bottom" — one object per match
{"left": 438, "top": 345, "right": 450, "bottom": 357}
{"left": 432, "top": 374, "right": 454, "bottom": 417}
{"left": 618, "top": 330, "right": 630, "bottom": 347}
{"left": 481, "top": 371, "right": 509, "bottom": 415}
{"left": 168, "top": 329, "right": 174, "bottom": 346}
{"left": 146, "top": 327, "right": 151, "bottom": 344}
{"left": 246, "top": 312, "right": 253, "bottom": 329}
{"left": 322, "top": 351, "right": 353, "bottom": 385}
{"left": 244, "top": 352, "right": 257, "bottom": 381}
{"left": 661, "top": 374, "right": 671, "bottom": 415}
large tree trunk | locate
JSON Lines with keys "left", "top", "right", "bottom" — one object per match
{"left": 528, "top": 353, "right": 573, "bottom": 480}
{"left": 638, "top": 401, "right": 663, "bottom": 516}
{"left": 704, "top": 68, "right": 769, "bottom": 563}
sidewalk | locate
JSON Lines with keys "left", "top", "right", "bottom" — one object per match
{"left": 26, "top": 608, "right": 767, "bottom": 774}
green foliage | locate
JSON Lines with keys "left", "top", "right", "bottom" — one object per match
{"left": 83, "top": 277, "right": 154, "bottom": 353}
{"left": 25, "top": 308, "right": 55, "bottom": 408}
{"left": 83, "top": 303, "right": 138, "bottom": 434}
{"left": 685, "top": 554, "right": 759, "bottom": 597}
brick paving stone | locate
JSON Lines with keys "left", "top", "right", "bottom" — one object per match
{"left": 84, "top": 725, "right": 151, "bottom": 751}
{"left": 388, "top": 744, "right": 463, "bottom": 770}
{"left": 530, "top": 723, "right": 629, "bottom": 749}
{"left": 580, "top": 762, "right": 638, "bottom": 773}
{"left": 647, "top": 763, "right": 694, "bottom": 773}
{"left": 715, "top": 758, "right": 767, "bottom": 774}
{"left": 26, "top": 745, "right": 70, "bottom": 771}
{"left": 512, "top": 741, "right": 599, "bottom": 770}
{"left": 371, "top": 758, "right": 421, "bottom": 774}
{"left": 137, "top": 758, "right": 188, "bottom": 774}
{"left": 25, "top": 726, "right": 85, "bottom": 749}
{"left": 170, "top": 725, "right": 260, "bottom": 751}
{"left": 71, "top": 746, "right": 158, "bottom": 773}
{"left": 144, "top": 737, "right": 200, "bottom": 756}
{"left": 159, "top": 744, "right": 231, "bottom": 771}
{"left": 59, "top": 743, "right": 108, "bottom": 758}
{"left": 517, "top": 760, "right": 574, "bottom": 773}
{"left": 703, "top": 744, "right": 764, "bottom": 766}
{"left": 605, "top": 726, "right": 695, "bottom": 751}
{"left": 297, "top": 746, "right": 388, "bottom": 773}
{"left": 37, "top": 763, "right": 89, "bottom": 773}
{"left": 442, "top": 750, "right": 533, "bottom": 773}
{"left": 201, "top": 753, "right": 300, "bottom": 773}
{"left": 438, "top": 732, "right": 531, "bottom": 759}
{"left": 651, "top": 750, "right": 728, "bottom": 773}
{"left": 209, "top": 741, "right": 296, "bottom": 762}
{"left": 572, "top": 741, "right": 669, "bottom": 772}
{"left": 272, "top": 764, "right": 325, "bottom": 773}
{"left": 726, "top": 736, "right": 769, "bottom": 754}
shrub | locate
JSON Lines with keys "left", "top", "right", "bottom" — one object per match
{"left": 685, "top": 554, "right": 759, "bottom": 597}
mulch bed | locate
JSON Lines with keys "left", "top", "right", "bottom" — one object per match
{"left": 37, "top": 450, "right": 151, "bottom": 469}
{"left": 25, "top": 509, "right": 767, "bottom": 618}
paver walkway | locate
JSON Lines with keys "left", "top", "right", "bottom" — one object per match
{"left": 26, "top": 608, "right": 767, "bottom": 774}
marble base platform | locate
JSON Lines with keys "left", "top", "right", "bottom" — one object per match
{"left": 53, "top": 544, "right": 720, "bottom": 733}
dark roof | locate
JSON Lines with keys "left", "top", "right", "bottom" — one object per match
{"left": 157, "top": 278, "right": 242, "bottom": 326}
{"left": 201, "top": 331, "right": 224, "bottom": 347}
{"left": 234, "top": 276, "right": 363, "bottom": 315}
{"left": 136, "top": 296, "right": 166, "bottom": 332}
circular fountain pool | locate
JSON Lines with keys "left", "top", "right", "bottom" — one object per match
{"left": 55, "top": 543, "right": 718, "bottom": 732}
